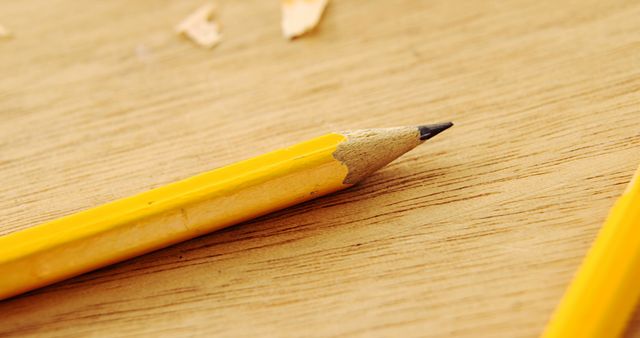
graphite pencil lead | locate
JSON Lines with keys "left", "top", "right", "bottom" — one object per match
{"left": 418, "top": 122, "right": 453, "bottom": 140}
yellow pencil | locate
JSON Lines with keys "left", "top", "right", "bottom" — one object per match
{"left": 542, "top": 165, "right": 640, "bottom": 338}
{"left": 0, "top": 123, "right": 453, "bottom": 301}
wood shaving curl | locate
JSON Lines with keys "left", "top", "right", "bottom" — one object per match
{"left": 176, "top": 3, "right": 221, "bottom": 49}
{"left": 0, "top": 25, "right": 11, "bottom": 39}
{"left": 281, "top": 0, "right": 329, "bottom": 39}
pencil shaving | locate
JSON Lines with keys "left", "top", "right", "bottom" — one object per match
{"left": 176, "top": 3, "right": 221, "bottom": 49}
{"left": 281, "top": 0, "right": 328, "bottom": 39}
{"left": 0, "top": 24, "right": 11, "bottom": 38}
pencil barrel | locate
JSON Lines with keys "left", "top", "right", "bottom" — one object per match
{"left": 0, "top": 134, "right": 350, "bottom": 300}
{"left": 542, "top": 189, "right": 640, "bottom": 338}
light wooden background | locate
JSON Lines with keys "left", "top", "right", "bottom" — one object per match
{"left": 1, "top": 0, "right": 639, "bottom": 337}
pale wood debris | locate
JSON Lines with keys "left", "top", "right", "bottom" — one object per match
{"left": 176, "top": 3, "right": 221, "bottom": 48}
{"left": 0, "top": 24, "right": 11, "bottom": 38}
{"left": 281, "top": 0, "right": 329, "bottom": 39}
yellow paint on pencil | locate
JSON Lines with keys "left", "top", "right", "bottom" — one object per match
{"left": 542, "top": 165, "right": 640, "bottom": 338}
{"left": 0, "top": 133, "right": 350, "bottom": 300}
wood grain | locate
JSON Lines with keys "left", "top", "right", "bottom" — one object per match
{"left": 1, "top": 0, "right": 639, "bottom": 337}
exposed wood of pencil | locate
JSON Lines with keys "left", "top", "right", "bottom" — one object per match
{"left": 0, "top": 0, "right": 639, "bottom": 337}
{"left": 0, "top": 125, "right": 449, "bottom": 301}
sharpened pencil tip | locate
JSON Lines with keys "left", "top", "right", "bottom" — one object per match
{"left": 418, "top": 122, "right": 453, "bottom": 140}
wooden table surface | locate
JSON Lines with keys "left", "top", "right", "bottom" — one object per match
{"left": 1, "top": 0, "right": 639, "bottom": 337}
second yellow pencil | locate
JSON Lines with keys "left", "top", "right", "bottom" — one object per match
{"left": 542, "top": 165, "right": 640, "bottom": 338}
